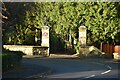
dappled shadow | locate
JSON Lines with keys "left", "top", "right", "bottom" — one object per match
{"left": 2, "top": 56, "right": 119, "bottom": 79}
{"left": 2, "top": 62, "right": 51, "bottom": 79}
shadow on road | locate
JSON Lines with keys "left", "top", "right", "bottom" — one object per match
{"left": 2, "top": 56, "right": 120, "bottom": 80}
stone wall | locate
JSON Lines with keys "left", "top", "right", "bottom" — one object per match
{"left": 3, "top": 45, "right": 49, "bottom": 56}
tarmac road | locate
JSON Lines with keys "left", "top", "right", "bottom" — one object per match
{"left": 2, "top": 56, "right": 120, "bottom": 80}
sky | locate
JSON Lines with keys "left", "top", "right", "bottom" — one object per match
{"left": 2, "top": 0, "right": 120, "bottom": 2}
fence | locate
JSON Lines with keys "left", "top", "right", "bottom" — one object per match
{"left": 101, "top": 44, "right": 120, "bottom": 53}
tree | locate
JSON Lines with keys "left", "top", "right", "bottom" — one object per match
{"left": 2, "top": 2, "right": 120, "bottom": 53}
{"left": 83, "top": 2, "right": 120, "bottom": 45}
{"left": 2, "top": 2, "right": 37, "bottom": 45}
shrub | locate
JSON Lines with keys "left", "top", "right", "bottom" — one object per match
{"left": 77, "top": 46, "right": 105, "bottom": 59}
{"left": 2, "top": 49, "right": 23, "bottom": 71}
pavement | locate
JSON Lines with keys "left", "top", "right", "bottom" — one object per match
{"left": 2, "top": 54, "right": 120, "bottom": 80}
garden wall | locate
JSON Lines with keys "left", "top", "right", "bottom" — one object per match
{"left": 3, "top": 45, "right": 49, "bottom": 56}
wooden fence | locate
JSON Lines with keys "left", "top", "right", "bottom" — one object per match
{"left": 101, "top": 44, "right": 120, "bottom": 53}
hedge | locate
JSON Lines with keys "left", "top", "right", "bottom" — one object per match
{"left": 2, "top": 49, "right": 23, "bottom": 71}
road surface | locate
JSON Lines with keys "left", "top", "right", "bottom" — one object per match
{"left": 3, "top": 56, "right": 120, "bottom": 80}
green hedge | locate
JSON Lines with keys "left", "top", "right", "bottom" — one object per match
{"left": 2, "top": 49, "right": 23, "bottom": 70}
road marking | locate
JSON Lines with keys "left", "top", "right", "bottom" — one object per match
{"left": 84, "top": 61, "right": 112, "bottom": 79}
{"left": 101, "top": 65, "right": 112, "bottom": 74}
{"left": 107, "top": 66, "right": 112, "bottom": 70}
{"left": 101, "top": 70, "right": 111, "bottom": 74}
{"left": 85, "top": 75, "right": 95, "bottom": 78}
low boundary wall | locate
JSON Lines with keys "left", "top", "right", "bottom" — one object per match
{"left": 3, "top": 45, "right": 49, "bottom": 56}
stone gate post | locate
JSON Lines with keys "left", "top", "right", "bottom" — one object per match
{"left": 41, "top": 26, "right": 49, "bottom": 56}
{"left": 79, "top": 25, "right": 87, "bottom": 47}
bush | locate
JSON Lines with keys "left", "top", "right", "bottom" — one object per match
{"left": 2, "top": 49, "right": 23, "bottom": 71}
{"left": 77, "top": 46, "right": 105, "bottom": 59}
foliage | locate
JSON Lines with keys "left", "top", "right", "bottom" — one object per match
{"left": 76, "top": 46, "right": 105, "bottom": 58}
{"left": 2, "top": 2, "right": 120, "bottom": 53}
{"left": 2, "top": 49, "right": 23, "bottom": 71}
{"left": 2, "top": 2, "right": 37, "bottom": 45}
{"left": 84, "top": 2, "right": 120, "bottom": 45}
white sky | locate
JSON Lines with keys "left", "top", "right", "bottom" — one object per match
{"left": 2, "top": 0, "right": 120, "bottom": 2}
